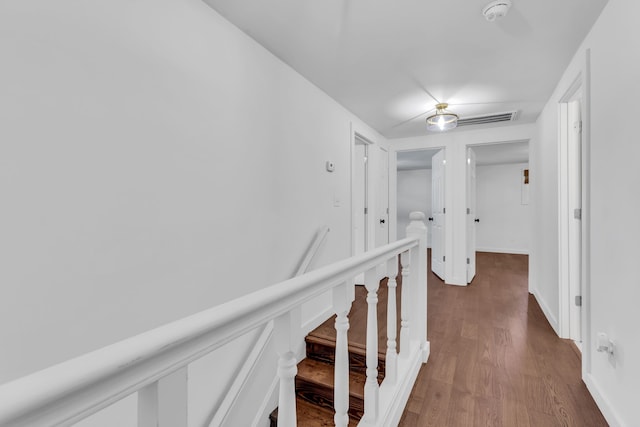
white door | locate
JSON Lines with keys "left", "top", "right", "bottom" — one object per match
{"left": 568, "top": 100, "right": 582, "bottom": 342}
{"left": 466, "top": 147, "right": 477, "bottom": 283}
{"left": 431, "top": 149, "right": 445, "bottom": 280}
{"left": 375, "top": 147, "right": 389, "bottom": 248}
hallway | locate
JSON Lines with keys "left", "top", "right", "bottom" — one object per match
{"left": 399, "top": 252, "right": 607, "bottom": 426}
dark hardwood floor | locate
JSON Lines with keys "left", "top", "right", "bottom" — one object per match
{"left": 276, "top": 251, "right": 607, "bottom": 426}
{"left": 399, "top": 251, "right": 608, "bottom": 427}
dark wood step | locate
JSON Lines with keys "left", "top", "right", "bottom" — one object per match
{"left": 305, "top": 333, "right": 386, "bottom": 380}
{"left": 270, "top": 276, "right": 402, "bottom": 425}
{"left": 295, "top": 358, "right": 366, "bottom": 420}
{"left": 269, "top": 397, "right": 358, "bottom": 427}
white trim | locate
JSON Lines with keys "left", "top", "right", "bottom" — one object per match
{"left": 388, "top": 151, "right": 398, "bottom": 243}
{"left": 558, "top": 100, "right": 571, "bottom": 339}
{"left": 250, "top": 376, "right": 279, "bottom": 427}
{"left": 581, "top": 48, "right": 592, "bottom": 377}
{"left": 300, "top": 305, "right": 333, "bottom": 336}
{"left": 558, "top": 71, "right": 584, "bottom": 341}
{"left": 351, "top": 126, "right": 377, "bottom": 257}
{"left": 531, "top": 290, "right": 559, "bottom": 335}
{"left": 295, "top": 226, "right": 330, "bottom": 276}
{"left": 476, "top": 247, "right": 529, "bottom": 255}
{"left": 210, "top": 323, "right": 274, "bottom": 426}
{"left": 375, "top": 341, "right": 429, "bottom": 427}
{"left": 583, "top": 373, "right": 624, "bottom": 427}
{"left": 349, "top": 123, "right": 358, "bottom": 299}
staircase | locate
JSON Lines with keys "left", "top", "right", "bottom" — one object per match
{"left": 0, "top": 214, "right": 428, "bottom": 427}
{"left": 270, "top": 278, "right": 398, "bottom": 425}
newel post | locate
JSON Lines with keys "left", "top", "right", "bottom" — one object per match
{"left": 406, "top": 211, "right": 429, "bottom": 362}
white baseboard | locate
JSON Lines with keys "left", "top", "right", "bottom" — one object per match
{"left": 301, "top": 304, "right": 333, "bottom": 336}
{"left": 531, "top": 290, "right": 559, "bottom": 335}
{"left": 378, "top": 341, "right": 428, "bottom": 427}
{"left": 583, "top": 373, "right": 624, "bottom": 427}
{"left": 476, "top": 247, "right": 529, "bottom": 255}
{"left": 211, "top": 324, "right": 274, "bottom": 426}
{"left": 251, "top": 376, "right": 279, "bottom": 427}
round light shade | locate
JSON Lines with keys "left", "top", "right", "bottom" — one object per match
{"left": 426, "top": 103, "right": 458, "bottom": 131}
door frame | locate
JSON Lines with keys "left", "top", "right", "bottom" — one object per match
{"left": 392, "top": 147, "right": 445, "bottom": 276}
{"left": 558, "top": 49, "right": 594, "bottom": 378}
{"left": 375, "top": 146, "right": 390, "bottom": 248}
{"left": 430, "top": 148, "right": 446, "bottom": 281}
{"left": 350, "top": 125, "right": 378, "bottom": 257}
{"left": 466, "top": 147, "right": 477, "bottom": 283}
{"left": 558, "top": 67, "right": 590, "bottom": 352}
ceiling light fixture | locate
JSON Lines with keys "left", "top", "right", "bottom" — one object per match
{"left": 426, "top": 103, "right": 458, "bottom": 132}
{"left": 482, "top": 0, "right": 512, "bottom": 22}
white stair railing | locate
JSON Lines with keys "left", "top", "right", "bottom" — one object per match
{"left": 0, "top": 213, "right": 428, "bottom": 427}
{"left": 332, "top": 282, "right": 351, "bottom": 427}
{"left": 385, "top": 257, "right": 399, "bottom": 385}
{"left": 211, "top": 225, "right": 330, "bottom": 426}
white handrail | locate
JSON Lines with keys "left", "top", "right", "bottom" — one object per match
{"left": 0, "top": 237, "right": 420, "bottom": 427}
{"left": 211, "top": 224, "right": 330, "bottom": 426}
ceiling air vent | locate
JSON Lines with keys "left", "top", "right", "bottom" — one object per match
{"left": 457, "top": 111, "right": 518, "bottom": 127}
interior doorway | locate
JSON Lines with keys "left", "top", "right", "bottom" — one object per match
{"left": 353, "top": 138, "right": 369, "bottom": 257}
{"left": 467, "top": 140, "right": 530, "bottom": 285}
{"left": 375, "top": 146, "right": 390, "bottom": 248}
{"left": 466, "top": 147, "right": 477, "bottom": 283}
{"left": 396, "top": 148, "right": 443, "bottom": 278}
{"left": 430, "top": 149, "right": 446, "bottom": 280}
{"left": 559, "top": 82, "right": 584, "bottom": 346}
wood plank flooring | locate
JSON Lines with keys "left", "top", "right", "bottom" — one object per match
{"left": 399, "top": 251, "right": 608, "bottom": 427}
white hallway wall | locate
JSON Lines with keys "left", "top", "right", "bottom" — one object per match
{"left": 476, "top": 163, "right": 530, "bottom": 254}
{"left": 531, "top": 0, "right": 640, "bottom": 425}
{"left": 0, "top": 0, "right": 385, "bottom": 424}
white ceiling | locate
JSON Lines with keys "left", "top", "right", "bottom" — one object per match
{"left": 397, "top": 140, "right": 529, "bottom": 171}
{"left": 203, "top": 0, "right": 607, "bottom": 139}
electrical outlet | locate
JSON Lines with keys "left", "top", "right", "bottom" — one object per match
{"left": 596, "top": 332, "right": 614, "bottom": 355}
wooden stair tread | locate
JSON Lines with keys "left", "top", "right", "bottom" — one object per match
{"left": 307, "top": 278, "right": 402, "bottom": 356}
{"left": 305, "top": 334, "right": 386, "bottom": 360}
{"left": 297, "top": 358, "right": 366, "bottom": 398}
{"left": 269, "top": 397, "right": 358, "bottom": 427}
{"left": 270, "top": 274, "right": 402, "bottom": 425}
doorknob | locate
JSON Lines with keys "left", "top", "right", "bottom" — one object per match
{"left": 380, "top": 219, "right": 386, "bottom": 224}
{"left": 475, "top": 218, "right": 480, "bottom": 223}
{"left": 428, "top": 217, "right": 434, "bottom": 221}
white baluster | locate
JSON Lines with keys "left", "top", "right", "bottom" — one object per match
{"left": 274, "top": 313, "right": 297, "bottom": 427}
{"left": 138, "top": 367, "right": 187, "bottom": 427}
{"left": 385, "top": 256, "right": 399, "bottom": 384}
{"left": 407, "top": 211, "right": 429, "bottom": 362}
{"left": 363, "top": 266, "right": 380, "bottom": 424}
{"left": 400, "top": 250, "right": 412, "bottom": 358}
{"left": 333, "top": 282, "right": 352, "bottom": 427}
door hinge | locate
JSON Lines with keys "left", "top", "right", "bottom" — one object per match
{"left": 575, "top": 295, "right": 582, "bottom": 307}
{"left": 467, "top": 208, "right": 470, "bottom": 214}
{"left": 386, "top": 207, "right": 389, "bottom": 214}
{"left": 467, "top": 257, "right": 470, "bottom": 265}
{"left": 443, "top": 256, "right": 446, "bottom": 262}
{"left": 443, "top": 208, "right": 446, "bottom": 214}
{"left": 574, "top": 208, "right": 582, "bottom": 220}
{"left": 364, "top": 207, "right": 368, "bottom": 214}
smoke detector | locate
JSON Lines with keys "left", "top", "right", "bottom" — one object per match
{"left": 482, "top": 0, "right": 512, "bottom": 22}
